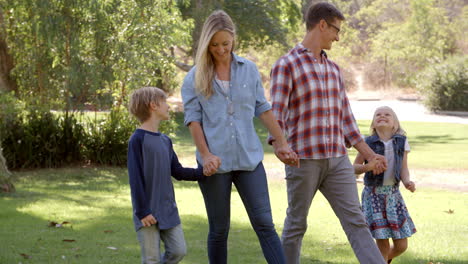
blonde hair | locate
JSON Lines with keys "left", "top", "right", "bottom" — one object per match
{"left": 128, "top": 87, "right": 167, "bottom": 123}
{"left": 370, "top": 106, "right": 406, "bottom": 136}
{"left": 195, "top": 10, "right": 236, "bottom": 98}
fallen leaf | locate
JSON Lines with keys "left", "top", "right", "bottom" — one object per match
{"left": 48, "top": 221, "right": 58, "bottom": 227}
{"left": 103, "top": 230, "right": 113, "bottom": 233}
{"left": 19, "top": 253, "right": 32, "bottom": 259}
{"left": 107, "top": 246, "right": 117, "bottom": 250}
{"left": 444, "top": 209, "right": 454, "bottom": 214}
{"left": 62, "top": 239, "right": 76, "bottom": 242}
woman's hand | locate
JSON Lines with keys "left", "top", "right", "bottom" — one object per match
{"left": 203, "top": 153, "right": 221, "bottom": 176}
{"left": 273, "top": 141, "right": 300, "bottom": 167}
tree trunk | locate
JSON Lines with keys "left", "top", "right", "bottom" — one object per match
{"left": 0, "top": 8, "right": 18, "bottom": 93}
{"left": 0, "top": 146, "right": 15, "bottom": 193}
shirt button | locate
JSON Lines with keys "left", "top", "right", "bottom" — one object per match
{"left": 230, "top": 123, "right": 233, "bottom": 126}
{"left": 232, "top": 135, "right": 235, "bottom": 138}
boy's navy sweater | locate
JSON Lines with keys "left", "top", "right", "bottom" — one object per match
{"left": 127, "top": 129, "right": 204, "bottom": 231}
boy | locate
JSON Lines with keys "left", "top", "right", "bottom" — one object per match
{"left": 127, "top": 86, "right": 210, "bottom": 264}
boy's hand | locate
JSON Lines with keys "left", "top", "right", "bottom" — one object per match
{"left": 403, "top": 180, "right": 416, "bottom": 192}
{"left": 203, "top": 154, "right": 221, "bottom": 176}
{"left": 141, "top": 214, "right": 157, "bottom": 227}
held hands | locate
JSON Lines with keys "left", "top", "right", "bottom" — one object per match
{"left": 403, "top": 180, "right": 416, "bottom": 192}
{"left": 141, "top": 214, "right": 157, "bottom": 227}
{"left": 202, "top": 153, "right": 221, "bottom": 176}
{"left": 273, "top": 141, "right": 300, "bottom": 167}
{"left": 368, "top": 154, "right": 387, "bottom": 175}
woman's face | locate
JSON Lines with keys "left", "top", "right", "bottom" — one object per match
{"left": 208, "top": 30, "right": 233, "bottom": 64}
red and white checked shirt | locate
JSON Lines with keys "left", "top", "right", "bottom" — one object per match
{"left": 270, "top": 43, "right": 363, "bottom": 159}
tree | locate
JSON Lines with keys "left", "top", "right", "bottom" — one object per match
{"left": 1, "top": 0, "right": 191, "bottom": 110}
{"left": 0, "top": 144, "right": 14, "bottom": 193}
{"left": 0, "top": 7, "right": 17, "bottom": 93}
{"left": 173, "top": 0, "right": 300, "bottom": 69}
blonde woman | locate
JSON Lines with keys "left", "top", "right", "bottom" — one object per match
{"left": 181, "top": 10, "right": 297, "bottom": 264}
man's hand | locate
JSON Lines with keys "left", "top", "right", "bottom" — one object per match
{"left": 368, "top": 154, "right": 387, "bottom": 175}
{"left": 202, "top": 153, "right": 221, "bottom": 176}
{"left": 141, "top": 214, "right": 157, "bottom": 227}
{"left": 273, "top": 141, "right": 300, "bottom": 167}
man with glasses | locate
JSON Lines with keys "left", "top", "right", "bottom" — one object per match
{"left": 269, "top": 2, "right": 387, "bottom": 263}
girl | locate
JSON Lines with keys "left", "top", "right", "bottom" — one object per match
{"left": 353, "top": 106, "right": 417, "bottom": 263}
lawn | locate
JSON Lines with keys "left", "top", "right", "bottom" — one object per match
{"left": 1, "top": 168, "right": 467, "bottom": 264}
{"left": 170, "top": 113, "right": 468, "bottom": 170}
{"left": 1, "top": 115, "right": 467, "bottom": 263}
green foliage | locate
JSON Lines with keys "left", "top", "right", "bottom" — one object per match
{"left": 416, "top": 56, "right": 468, "bottom": 111}
{"left": 366, "top": 0, "right": 454, "bottom": 86}
{"left": 0, "top": 102, "right": 178, "bottom": 169}
{"left": 84, "top": 108, "right": 137, "bottom": 166}
{"left": 2, "top": 0, "right": 190, "bottom": 110}
{"left": 0, "top": 108, "right": 86, "bottom": 169}
{"left": 177, "top": 0, "right": 301, "bottom": 55}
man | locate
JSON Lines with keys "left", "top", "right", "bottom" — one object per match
{"left": 269, "top": 2, "right": 387, "bottom": 264}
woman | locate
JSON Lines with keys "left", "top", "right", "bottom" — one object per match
{"left": 181, "top": 10, "right": 297, "bottom": 264}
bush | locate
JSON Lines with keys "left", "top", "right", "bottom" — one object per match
{"left": 1, "top": 107, "right": 86, "bottom": 169}
{"left": 417, "top": 56, "right": 468, "bottom": 111}
{"left": 0, "top": 98, "right": 178, "bottom": 169}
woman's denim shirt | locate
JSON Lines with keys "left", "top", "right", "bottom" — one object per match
{"left": 181, "top": 53, "right": 271, "bottom": 173}
{"left": 363, "top": 134, "right": 406, "bottom": 186}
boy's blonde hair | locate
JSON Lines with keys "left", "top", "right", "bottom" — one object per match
{"left": 129, "top": 87, "right": 167, "bottom": 123}
{"left": 370, "top": 106, "right": 406, "bottom": 136}
{"left": 195, "top": 10, "right": 236, "bottom": 98}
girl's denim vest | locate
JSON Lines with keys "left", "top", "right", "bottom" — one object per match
{"left": 363, "top": 134, "right": 406, "bottom": 187}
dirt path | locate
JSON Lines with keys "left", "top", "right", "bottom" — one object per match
{"left": 264, "top": 167, "right": 468, "bottom": 192}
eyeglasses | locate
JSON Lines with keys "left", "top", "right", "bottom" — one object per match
{"left": 326, "top": 21, "right": 341, "bottom": 34}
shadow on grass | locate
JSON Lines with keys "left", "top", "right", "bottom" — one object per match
{"left": 410, "top": 134, "right": 468, "bottom": 146}
{"left": 3, "top": 166, "right": 467, "bottom": 264}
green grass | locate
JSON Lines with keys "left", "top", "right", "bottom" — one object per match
{"left": 57, "top": 111, "right": 468, "bottom": 170}
{"left": 1, "top": 168, "right": 467, "bottom": 263}
{"left": 1, "top": 114, "right": 467, "bottom": 263}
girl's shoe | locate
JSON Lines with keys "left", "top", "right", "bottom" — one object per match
{"left": 388, "top": 259, "right": 392, "bottom": 264}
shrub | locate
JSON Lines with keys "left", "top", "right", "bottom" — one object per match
{"left": 83, "top": 108, "right": 138, "bottom": 166}
{"left": 417, "top": 56, "right": 468, "bottom": 111}
{"left": 0, "top": 99, "right": 178, "bottom": 169}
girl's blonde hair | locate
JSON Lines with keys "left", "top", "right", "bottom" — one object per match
{"left": 370, "top": 106, "right": 406, "bottom": 136}
{"left": 195, "top": 10, "right": 236, "bottom": 98}
{"left": 129, "top": 86, "right": 167, "bottom": 123}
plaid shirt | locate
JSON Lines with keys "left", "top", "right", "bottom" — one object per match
{"left": 270, "top": 43, "right": 363, "bottom": 159}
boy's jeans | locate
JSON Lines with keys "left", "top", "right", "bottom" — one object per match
{"left": 198, "top": 162, "right": 286, "bottom": 264}
{"left": 137, "top": 224, "right": 186, "bottom": 264}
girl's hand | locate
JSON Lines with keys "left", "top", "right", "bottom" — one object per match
{"left": 404, "top": 181, "right": 416, "bottom": 192}
{"left": 141, "top": 214, "right": 157, "bottom": 227}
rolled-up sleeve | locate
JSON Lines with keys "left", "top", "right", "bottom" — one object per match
{"left": 181, "top": 69, "right": 202, "bottom": 126}
{"left": 253, "top": 65, "right": 271, "bottom": 117}
{"left": 340, "top": 75, "right": 363, "bottom": 147}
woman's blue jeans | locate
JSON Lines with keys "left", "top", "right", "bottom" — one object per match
{"left": 198, "top": 162, "right": 285, "bottom": 264}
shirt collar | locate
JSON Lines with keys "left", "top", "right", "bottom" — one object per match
{"left": 231, "top": 53, "right": 245, "bottom": 65}
{"left": 296, "top": 43, "right": 328, "bottom": 58}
